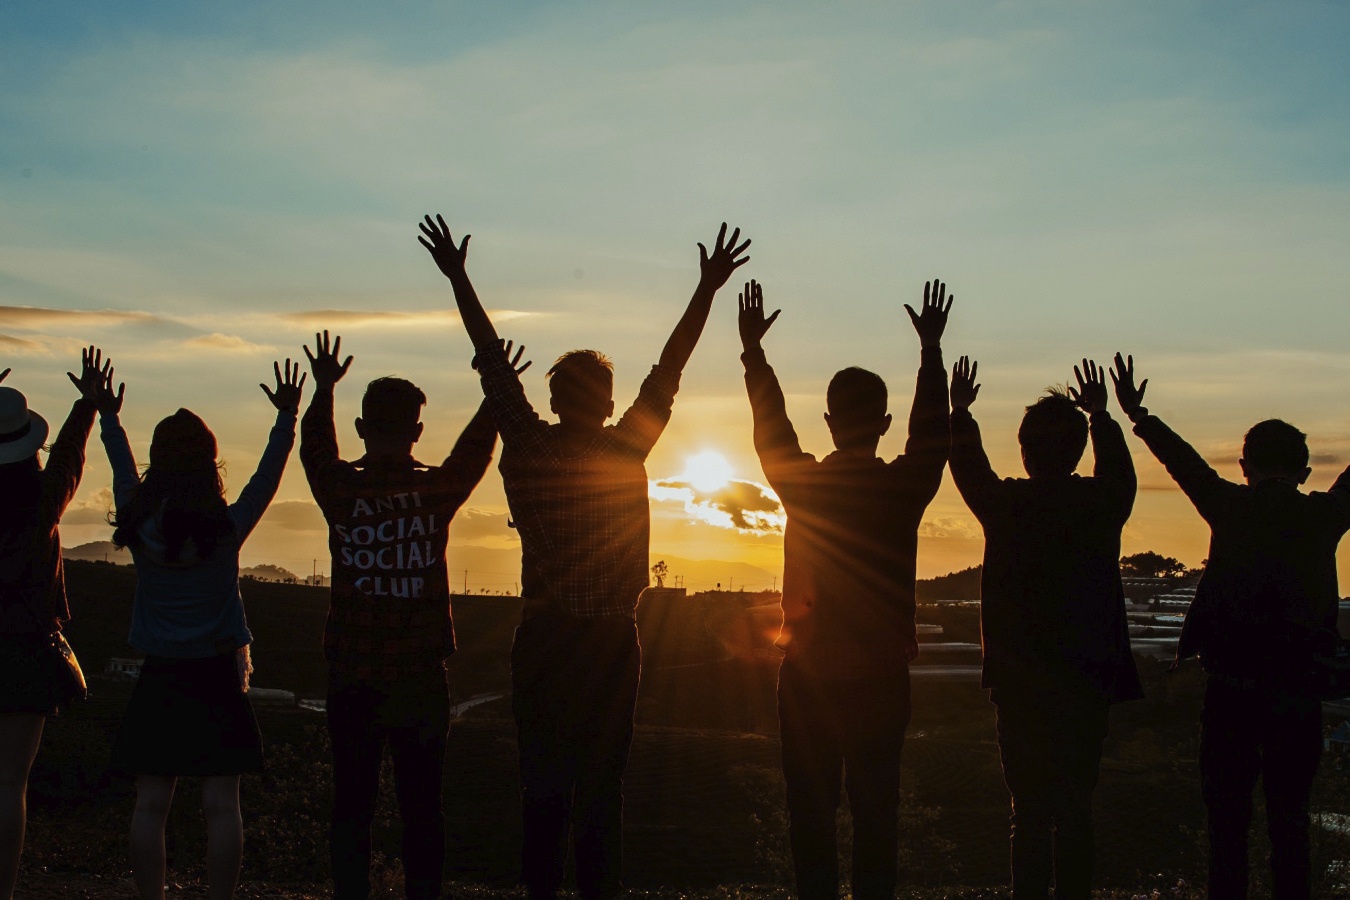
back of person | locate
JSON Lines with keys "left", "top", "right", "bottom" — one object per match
{"left": 1184, "top": 478, "right": 1345, "bottom": 682}
{"left": 499, "top": 428, "right": 652, "bottom": 613}
{"left": 978, "top": 473, "right": 1134, "bottom": 699}
{"left": 776, "top": 453, "right": 929, "bottom": 675}
{"left": 312, "top": 460, "right": 467, "bottom": 676}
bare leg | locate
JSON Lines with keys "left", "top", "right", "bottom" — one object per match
{"left": 201, "top": 776, "right": 242, "bottom": 900}
{"left": 130, "top": 775, "right": 176, "bottom": 900}
{"left": 0, "top": 714, "right": 45, "bottom": 900}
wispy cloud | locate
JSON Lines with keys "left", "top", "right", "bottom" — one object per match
{"left": 0, "top": 333, "right": 47, "bottom": 353}
{"left": 181, "top": 333, "right": 275, "bottom": 354}
{"left": 0, "top": 306, "right": 162, "bottom": 329}
{"left": 279, "top": 308, "right": 537, "bottom": 328}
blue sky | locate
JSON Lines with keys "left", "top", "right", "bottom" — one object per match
{"left": 4, "top": 1, "right": 1350, "bottom": 587}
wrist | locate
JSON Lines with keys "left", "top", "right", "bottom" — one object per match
{"left": 1126, "top": 405, "right": 1149, "bottom": 424}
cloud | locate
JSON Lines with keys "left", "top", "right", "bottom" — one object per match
{"left": 60, "top": 486, "right": 115, "bottom": 527}
{"left": 278, "top": 309, "right": 537, "bottom": 329}
{"left": 917, "top": 516, "right": 980, "bottom": 540}
{"left": 651, "top": 477, "right": 785, "bottom": 534}
{"left": 0, "top": 306, "right": 162, "bottom": 329}
{"left": 258, "top": 500, "right": 328, "bottom": 533}
{"left": 181, "top": 333, "right": 275, "bottom": 354}
{"left": 0, "top": 333, "right": 47, "bottom": 353}
{"left": 446, "top": 507, "right": 520, "bottom": 545}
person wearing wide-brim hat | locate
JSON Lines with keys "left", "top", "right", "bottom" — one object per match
{"left": 0, "top": 347, "right": 117, "bottom": 900}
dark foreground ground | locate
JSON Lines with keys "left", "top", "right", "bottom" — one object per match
{"left": 17, "top": 562, "right": 1350, "bottom": 898}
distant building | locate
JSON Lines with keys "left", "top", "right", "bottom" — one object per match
{"left": 106, "top": 658, "right": 143, "bottom": 679}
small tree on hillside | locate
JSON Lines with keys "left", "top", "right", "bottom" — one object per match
{"left": 1120, "top": 551, "right": 1187, "bottom": 579}
{"left": 651, "top": 559, "right": 668, "bottom": 588}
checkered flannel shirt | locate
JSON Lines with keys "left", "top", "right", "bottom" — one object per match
{"left": 478, "top": 344, "right": 680, "bottom": 619}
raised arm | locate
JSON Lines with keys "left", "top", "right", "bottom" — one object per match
{"left": 899, "top": 279, "right": 952, "bottom": 481}
{"left": 232, "top": 360, "right": 303, "bottom": 541}
{"left": 738, "top": 280, "right": 813, "bottom": 482}
{"left": 1071, "top": 358, "right": 1135, "bottom": 518}
{"left": 419, "top": 214, "right": 500, "bottom": 351}
{"left": 43, "top": 346, "right": 107, "bottom": 516}
{"left": 657, "top": 222, "right": 750, "bottom": 374}
{"left": 947, "top": 356, "right": 1001, "bottom": 521}
{"left": 300, "top": 330, "right": 350, "bottom": 493}
{"left": 435, "top": 398, "right": 499, "bottom": 505}
{"left": 1112, "top": 352, "right": 1226, "bottom": 519}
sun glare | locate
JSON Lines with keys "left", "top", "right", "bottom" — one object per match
{"left": 682, "top": 450, "right": 734, "bottom": 494}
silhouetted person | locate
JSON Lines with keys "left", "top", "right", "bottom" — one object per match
{"left": 1112, "top": 353, "right": 1347, "bottom": 900}
{"left": 300, "top": 333, "right": 511, "bottom": 900}
{"left": 947, "top": 356, "right": 1141, "bottom": 900}
{"left": 104, "top": 360, "right": 303, "bottom": 900}
{"left": 0, "top": 349, "right": 106, "bottom": 900}
{"left": 738, "top": 278, "right": 951, "bottom": 900}
{"left": 419, "top": 214, "right": 749, "bottom": 900}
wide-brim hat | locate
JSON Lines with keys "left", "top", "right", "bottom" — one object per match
{"left": 0, "top": 386, "right": 51, "bottom": 465}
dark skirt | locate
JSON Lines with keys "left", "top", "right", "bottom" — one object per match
{"left": 0, "top": 633, "right": 81, "bottom": 716}
{"left": 111, "top": 653, "right": 264, "bottom": 776}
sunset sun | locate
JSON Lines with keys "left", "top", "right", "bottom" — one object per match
{"left": 681, "top": 450, "right": 734, "bottom": 493}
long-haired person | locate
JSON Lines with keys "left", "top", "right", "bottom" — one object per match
{"left": 0, "top": 348, "right": 109, "bottom": 900}
{"left": 101, "top": 361, "right": 304, "bottom": 900}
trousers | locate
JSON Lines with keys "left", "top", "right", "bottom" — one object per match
{"left": 1200, "top": 676, "right": 1322, "bottom": 900}
{"left": 778, "top": 660, "right": 912, "bottom": 900}
{"left": 326, "top": 667, "right": 450, "bottom": 900}
{"left": 512, "top": 613, "right": 641, "bottom": 900}
{"left": 993, "top": 689, "right": 1109, "bottom": 900}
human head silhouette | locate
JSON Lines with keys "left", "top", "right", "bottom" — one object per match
{"left": 548, "top": 350, "right": 614, "bottom": 430}
{"left": 1240, "top": 418, "right": 1311, "bottom": 485}
{"left": 824, "top": 367, "right": 892, "bottom": 453}
{"left": 356, "top": 377, "right": 426, "bottom": 458}
{"left": 114, "top": 408, "right": 229, "bottom": 559}
{"left": 1018, "top": 390, "right": 1088, "bottom": 478}
{"left": 150, "top": 409, "right": 217, "bottom": 472}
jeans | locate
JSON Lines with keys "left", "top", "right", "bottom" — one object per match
{"left": 512, "top": 613, "right": 641, "bottom": 900}
{"left": 777, "top": 660, "right": 912, "bottom": 900}
{"left": 993, "top": 690, "right": 1109, "bottom": 900}
{"left": 1200, "top": 676, "right": 1322, "bottom": 900}
{"left": 326, "top": 667, "right": 451, "bottom": 900}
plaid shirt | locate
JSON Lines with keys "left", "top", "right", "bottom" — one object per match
{"left": 301, "top": 389, "right": 495, "bottom": 680}
{"left": 478, "top": 344, "right": 679, "bottom": 619}
{"left": 744, "top": 346, "right": 948, "bottom": 681}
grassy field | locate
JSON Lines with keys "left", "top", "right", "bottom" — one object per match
{"left": 19, "top": 561, "right": 1350, "bottom": 898}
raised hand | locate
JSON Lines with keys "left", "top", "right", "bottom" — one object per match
{"left": 93, "top": 366, "right": 125, "bottom": 417}
{"left": 697, "top": 223, "right": 751, "bottom": 291}
{"left": 261, "top": 359, "right": 306, "bottom": 411}
{"left": 1109, "top": 352, "right": 1148, "bottom": 416}
{"left": 66, "top": 345, "right": 112, "bottom": 404}
{"left": 418, "top": 214, "right": 470, "bottom": 281}
{"left": 905, "top": 278, "right": 954, "bottom": 349}
{"left": 950, "top": 356, "right": 980, "bottom": 411}
{"left": 472, "top": 339, "right": 532, "bottom": 375}
{"left": 737, "top": 279, "right": 780, "bottom": 351}
{"left": 1068, "top": 358, "right": 1108, "bottom": 414}
{"left": 303, "top": 331, "right": 353, "bottom": 388}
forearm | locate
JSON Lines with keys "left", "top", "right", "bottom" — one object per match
{"left": 99, "top": 412, "right": 140, "bottom": 507}
{"left": 658, "top": 282, "right": 716, "bottom": 373}
{"left": 300, "top": 384, "right": 339, "bottom": 477}
{"left": 743, "top": 349, "right": 804, "bottom": 463}
{"left": 905, "top": 347, "right": 950, "bottom": 460}
{"left": 233, "top": 409, "right": 297, "bottom": 536}
{"left": 1090, "top": 411, "right": 1137, "bottom": 502}
{"left": 948, "top": 409, "right": 999, "bottom": 512}
{"left": 447, "top": 270, "right": 501, "bottom": 350}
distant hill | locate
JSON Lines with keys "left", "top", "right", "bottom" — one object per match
{"left": 62, "top": 541, "right": 130, "bottom": 564}
{"left": 917, "top": 564, "right": 981, "bottom": 603}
